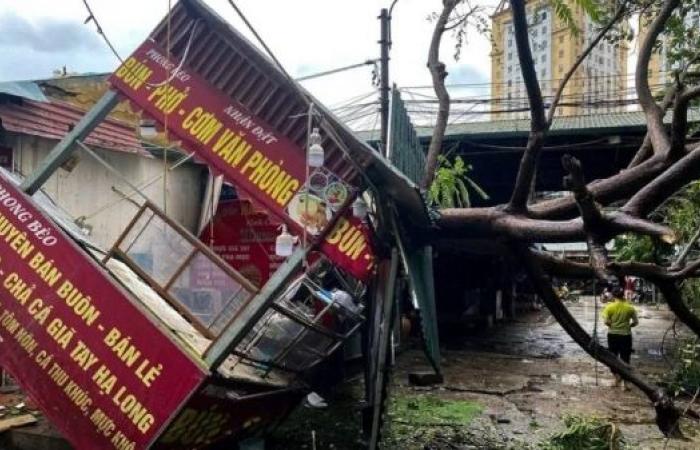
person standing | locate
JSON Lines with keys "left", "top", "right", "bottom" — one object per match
{"left": 602, "top": 285, "right": 639, "bottom": 389}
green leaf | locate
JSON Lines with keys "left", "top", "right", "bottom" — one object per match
{"left": 427, "top": 156, "right": 488, "bottom": 209}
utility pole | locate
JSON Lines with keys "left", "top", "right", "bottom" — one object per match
{"left": 379, "top": 7, "right": 391, "bottom": 157}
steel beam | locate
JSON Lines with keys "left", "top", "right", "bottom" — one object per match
{"left": 20, "top": 90, "right": 120, "bottom": 194}
{"left": 368, "top": 249, "right": 398, "bottom": 450}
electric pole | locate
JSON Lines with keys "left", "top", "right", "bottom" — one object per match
{"left": 379, "top": 8, "right": 391, "bottom": 157}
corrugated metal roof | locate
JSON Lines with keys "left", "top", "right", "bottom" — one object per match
{"left": 356, "top": 109, "right": 700, "bottom": 141}
{"left": 0, "top": 81, "right": 47, "bottom": 102}
{"left": 0, "top": 98, "right": 146, "bottom": 155}
{"left": 142, "top": 0, "right": 430, "bottom": 227}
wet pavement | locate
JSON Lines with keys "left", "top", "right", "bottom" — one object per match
{"left": 391, "top": 297, "right": 700, "bottom": 449}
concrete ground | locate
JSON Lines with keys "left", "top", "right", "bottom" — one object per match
{"left": 2, "top": 297, "right": 698, "bottom": 449}
{"left": 390, "top": 297, "right": 699, "bottom": 449}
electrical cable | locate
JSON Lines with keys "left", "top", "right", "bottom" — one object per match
{"left": 81, "top": 0, "right": 200, "bottom": 88}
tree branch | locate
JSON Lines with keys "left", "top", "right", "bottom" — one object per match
{"left": 547, "top": 2, "right": 629, "bottom": 125}
{"left": 513, "top": 242, "right": 691, "bottom": 437}
{"left": 535, "top": 250, "right": 700, "bottom": 282}
{"left": 437, "top": 205, "right": 674, "bottom": 243}
{"left": 624, "top": 147, "right": 700, "bottom": 218}
{"left": 563, "top": 154, "right": 617, "bottom": 282}
{"left": 423, "top": 0, "right": 460, "bottom": 190}
{"left": 670, "top": 85, "right": 700, "bottom": 158}
{"left": 672, "top": 223, "right": 700, "bottom": 269}
{"left": 505, "top": 0, "right": 546, "bottom": 212}
{"left": 529, "top": 155, "right": 670, "bottom": 220}
{"left": 654, "top": 281, "right": 700, "bottom": 338}
{"left": 635, "top": 0, "right": 680, "bottom": 155}
{"left": 628, "top": 85, "right": 680, "bottom": 168}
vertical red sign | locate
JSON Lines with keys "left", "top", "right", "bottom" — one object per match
{"left": 0, "top": 173, "right": 205, "bottom": 449}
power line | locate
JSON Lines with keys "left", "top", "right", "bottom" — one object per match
{"left": 400, "top": 69, "right": 677, "bottom": 90}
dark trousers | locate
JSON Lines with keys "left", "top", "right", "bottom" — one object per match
{"left": 607, "top": 333, "right": 632, "bottom": 365}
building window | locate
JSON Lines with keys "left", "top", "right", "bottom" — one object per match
{"left": 541, "top": 54, "right": 546, "bottom": 63}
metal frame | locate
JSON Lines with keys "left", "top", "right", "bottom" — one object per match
{"left": 20, "top": 90, "right": 120, "bottom": 194}
{"left": 205, "top": 191, "right": 358, "bottom": 369}
{"left": 368, "top": 249, "right": 399, "bottom": 450}
{"left": 104, "top": 201, "right": 258, "bottom": 339}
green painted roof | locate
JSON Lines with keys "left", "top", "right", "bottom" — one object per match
{"left": 355, "top": 109, "right": 700, "bottom": 141}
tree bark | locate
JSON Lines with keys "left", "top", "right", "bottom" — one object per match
{"left": 423, "top": 0, "right": 460, "bottom": 190}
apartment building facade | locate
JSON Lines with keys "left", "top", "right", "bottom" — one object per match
{"left": 491, "top": 1, "right": 629, "bottom": 119}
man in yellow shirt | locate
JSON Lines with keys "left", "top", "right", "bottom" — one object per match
{"left": 602, "top": 285, "right": 639, "bottom": 388}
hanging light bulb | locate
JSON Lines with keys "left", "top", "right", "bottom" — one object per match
{"left": 352, "top": 196, "right": 368, "bottom": 220}
{"left": 308, "top": 127, "right": 325, "bottom": 168}
{"left": 275, "top": 224, "right": 295, "bottom": 257}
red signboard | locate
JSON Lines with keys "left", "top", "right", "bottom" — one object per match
{"left": 0, "top": 173, "right": 205, "bottom": 449}
{"left": 108, "top": 41, "right": 374, "bottom": 281}
{"left": 198, "top": 199, "right": 283, "bottom": 288}
{"left": 154, "top": 381, "right": 304, "bottom": 449}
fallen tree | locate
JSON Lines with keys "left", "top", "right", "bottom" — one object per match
{"left": 425, "top": 0, "right": 700, "bottom": 436}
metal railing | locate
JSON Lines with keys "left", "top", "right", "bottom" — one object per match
{"left": 230, "top": 277, "right": 364, "bottom": 376}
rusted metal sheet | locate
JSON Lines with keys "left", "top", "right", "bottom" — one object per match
{"left": 0, "top": 99, "right": 145, "bottom": 155}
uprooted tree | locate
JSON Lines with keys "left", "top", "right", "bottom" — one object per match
{"left": 424, "top": 0, "right": 700, "bottom": 437}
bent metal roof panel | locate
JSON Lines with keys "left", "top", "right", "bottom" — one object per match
{"left": 142, "top": 0, "right": 429, "bottom": 227}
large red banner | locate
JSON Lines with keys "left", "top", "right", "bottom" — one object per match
{"left": 0, "top": 173, "right": 205, "bottom": 449}
{"left": 108, "top": 41, "right": 374, "bottom": 280}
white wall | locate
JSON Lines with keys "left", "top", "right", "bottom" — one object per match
{"left": 4, "top": 132, "right": 205, "bottom": 250}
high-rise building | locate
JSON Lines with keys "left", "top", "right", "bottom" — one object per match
{"left": 490, "top": 1, "right": 629, "bottom": 119}
{"left": 641, "top": 9, "right": 700, "bottom": 95}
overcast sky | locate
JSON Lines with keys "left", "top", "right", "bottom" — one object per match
{"left": 0, "top": 0, "right": 503, "bottom": 111}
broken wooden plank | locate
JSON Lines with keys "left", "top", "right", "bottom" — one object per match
{"left": 0, "top": 415, "right": 37, "bottom": 433}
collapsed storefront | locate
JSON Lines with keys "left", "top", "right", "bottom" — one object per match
{"left": 0, "top": 1, "right": 433, "bottom": 449}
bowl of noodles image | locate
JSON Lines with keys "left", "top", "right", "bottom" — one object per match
{"left": 287, "top": 192, "right": 331, "bottom": 235}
